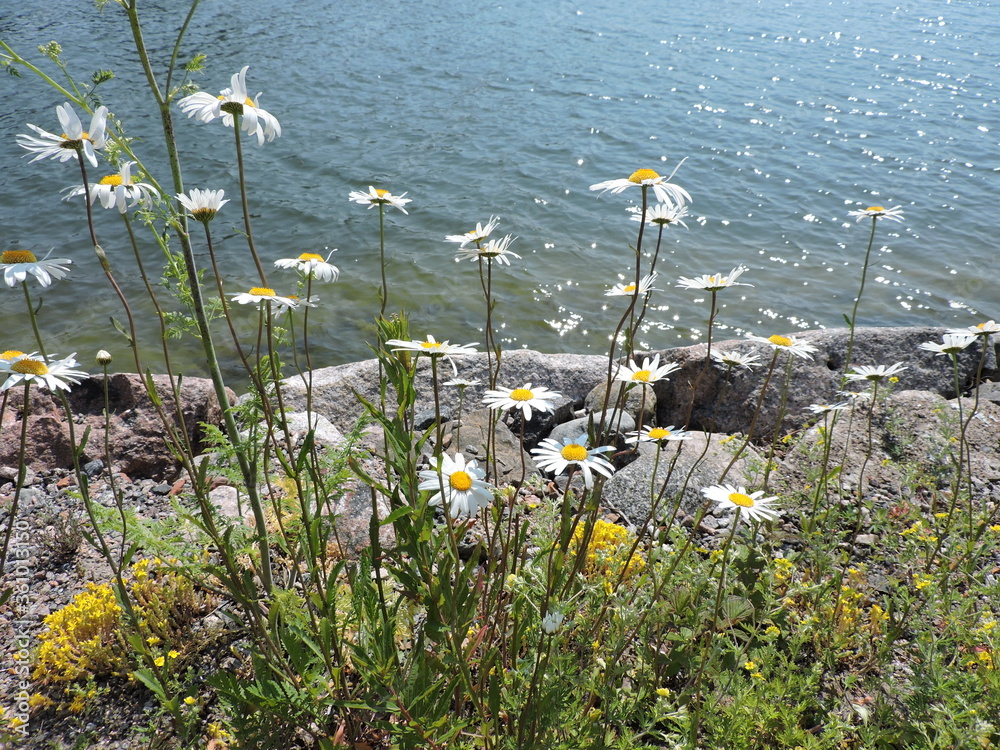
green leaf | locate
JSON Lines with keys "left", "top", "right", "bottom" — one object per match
{"left": 381, "top": 505, "right": 413, "bottom": 526}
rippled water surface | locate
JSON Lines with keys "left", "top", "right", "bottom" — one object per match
{"left": 2, "top": 0, "right": 998, "bottom": 376}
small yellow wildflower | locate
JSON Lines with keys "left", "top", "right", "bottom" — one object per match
{"left": 154, "top": 656, "right": 166, "bottom": 667}
{"left": 168, "top": 650, "right": 180, "bottom": 659}
{"left": 765, "top": 625, "right": 780, "bottom": 637}
{"left": 914, "top": 574, "right": 933, "bottom": 591}
{"left": 655, "top": 687, "right": 671, "bottom": 697}
{"left": 184, "top": 696, "right": 197, "bottom": 706}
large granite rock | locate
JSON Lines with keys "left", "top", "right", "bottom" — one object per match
{"left": 280, "top": 349, "right": 609, "bottom": 433}
{"left": 601, "top": 433, "right": 763, "bottom": 525}
{"left": 777, "top": 388, "right": 1000, "bottom": 506}
{"left": 645, "top": 326, "right": 994, "bottom": 438}
{"left": 0, "top": 374, "right": 231, "bottom": 480}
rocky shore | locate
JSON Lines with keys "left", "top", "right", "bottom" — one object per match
{"left": 2, "top": 325, "right": 999, "bottom": 747}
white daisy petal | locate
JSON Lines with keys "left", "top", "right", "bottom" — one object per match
{"left": 482, "top": 382, "right": 562, "bottom": 421}
{"left": 417, "top": 452, "right": 495, "bottom": 517}
{"left": 0, "top": 250, "right": 72, "bottom": 288}
{"left": 531, "top": 434, "right": 616, "bottom": 490}
{"left": 701, "top": 483, "right": 780, "bottom": 525}
{"left": 178, "top": 66, "right": 280, "bottom": 145}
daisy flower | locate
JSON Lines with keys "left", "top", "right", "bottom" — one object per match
{"left": 605, "top": 272, "right": 657, "bottom": 297}
{"left": 710, "top": 349, "right": 761, "bottom": 370}
{"left": 590, "top": 167, "right": 691, "bottom": 207}
{"left": 273, "top": 294, "right": 319, "bottom": 319}
{"left": 844, "top": 362, "right": 907, "bottom": 383}
{"left": 918, "top": 334, "right": 977, "bottom": 356}
{"left": 455, "top": 234, "right": 521, "bottom": 265}
{"left": 0, "top": 353, "right": 87, "bottom": 393}
{"left": 348, "top": 186, "right": 412, "bottom": 214}
{"left": 625, "top": 425, "right": 691, "bottom": 445}
{"left": 746, "top": 333, "right": 818, "bottom": 360}
{"left": 1, "top": 250, "right": 72, "bottom": 288}
{"left": 178, "top": 66, "right": 281, "bottom": 146}
{"left": 445, "top": 216, "right": 500, "bottom": 246}
{"left": 947, "top": 320, "right": 1000, "bottom": 337}
{"left": 531, "top": 434, "right": 616, "bottom": 490}
{"left": 418, "top": 452, "right": 494, "bottom": 517}
{"left": 64, "top": 161, "right": 158, "bottom": 213}
{"left": 628, "top": 202, "right": 689, "bottom": 228}
{"left": 807, "top": 402, "right": 850, "bottom": 415}
{"left": 482, "top": 382, "right": 561, "bottom": 421}
{"left": 384, "top": 335, "right": 478, "bottom": 357}
{"left": 231, "top": 287, "right": 298, "bottom": 308}
{"left": 614, "top": 354, "right": 680, "bottom": 386}
{"left": 847, "top": 205, "right": 904, "bottom": 223}
{"left": 0, "top": 350, "right": 34, "bottom": 365}
{"left": 676, "top": 265, "right": 751, "bottom": 292}
{"left": 540, "top": 610, "right": 565, "bottom": 634}
{"left": 444, "top": 377, "right": 481, "bottom": 388}
{"left": 17, "top": 102, "right": 108, "bottom": 167}
{"left": 176, "top": 189, "right": 229, "bottom": 222}
{"left": 701, "top": 484, "right": 780, "bottom": 524}
{"left": 274, "top": 251, "right": 339, "bottom": 282}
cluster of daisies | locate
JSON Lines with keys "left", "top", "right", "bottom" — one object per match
{"left": 385, "top": 332, "right": 783, "bottom": 525}
{"left": 10, "top": 68, "right": 997, "bottom": 535}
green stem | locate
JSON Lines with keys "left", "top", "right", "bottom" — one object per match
{"left": 843, "top": 216, "right": 878, "bottom": 377}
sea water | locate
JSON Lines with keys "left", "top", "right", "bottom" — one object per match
{"left": 2, "top": 0, "right": 997, "bottom": 378}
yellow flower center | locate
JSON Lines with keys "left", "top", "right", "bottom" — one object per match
{"left": 647, "top": 428, "right": 671, "bottom": 440}
{"left": 728, "top": 492, "right": 755, "bottom": 508}
{"left": 977, "top": 322, "right": 987, "bottom": 330}
{"left": 449, "top": 471, "right": 473, "bottom": 492}
{"left": 375, "top": 189, "right": 390, "bottom": 197}
{"left": 59, "top": 132, "right": 89, "bottom": 148}
{"left": 297, "top": 253, "right": 324, "bottom": 262}
{"left": 12, "top": 358, "right": 49, "bottom": 376}
{"left": 623, "top": 283, "right": 636, "bottom": 293}
{"left": 561, "top": 444, "right": 589, "bottom": 462}
{"left": 708, "top": 275, "right": 722, "bottom": 285}
{"left": 1, "top": 250, "right": 38, "bottom": 264}
{"left": 628, "top": 169, "right": 661, "bottom": 184}
{"left": 867, "top": 206, "right": 885, "bottom": 212}
{"left": 510, "top": 388, "right": 534, "bottom": 401}
{"left": 99, "top": 175, "right": 124, "bottom": 186}
{"left": 420, "top": 341, "right": 443, "bottom": 350}
{"left": 249, "top": 287, "right": 275, "bottom": 297}
{"left": 631, "top": 370, "right": 651, "bottom": 382}
{"left": 768, "top": 335, "right": 792, "bottom": 347}
{"left": 1, "top": 350, "right": 26, "bottom": 360}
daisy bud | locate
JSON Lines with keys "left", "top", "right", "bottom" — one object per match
{"left": 96, "top": 349, "right": 113, "bottom": 366}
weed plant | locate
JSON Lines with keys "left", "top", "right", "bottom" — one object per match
{"left": 1, "top": 3, "right": 999, "bottom": 748}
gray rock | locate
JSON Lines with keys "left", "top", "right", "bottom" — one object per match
{"left": 83, "top": 459, "right": 105, "bottom": 478}
{"left": 281, "top": 411, "right": 345, "bottom": 449}
{"left": 503, "top": 393, "right": 576, "bottom": 450}
{"left": 280, "top": 349, "right": 609, "bottom": 433}
{"left": 646, "top": 326, "right": 992, "bottom": 438}
{"left": 776, "top": 388, "right": 1000, "bottom": 505}
{"left": 209, "top": 484, "right": 242, "bottom": 519}
{"left": 601, "top": 432, "right": 764, "bottom": 526}
{"left": 585, "top": 380, "right": 656, "bottom": 424}
{"left": 548, "top": 410, "right": 636, "bottom": 446}
{"left": 974, "top": 381, "right": 1000, "bottom": 405}
{"left": 448, "top": 409, "right": 537, "bottom": 485}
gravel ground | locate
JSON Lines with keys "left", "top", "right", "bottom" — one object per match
{"left": 0, "top": 464, "right": 200, "bottom": 749}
